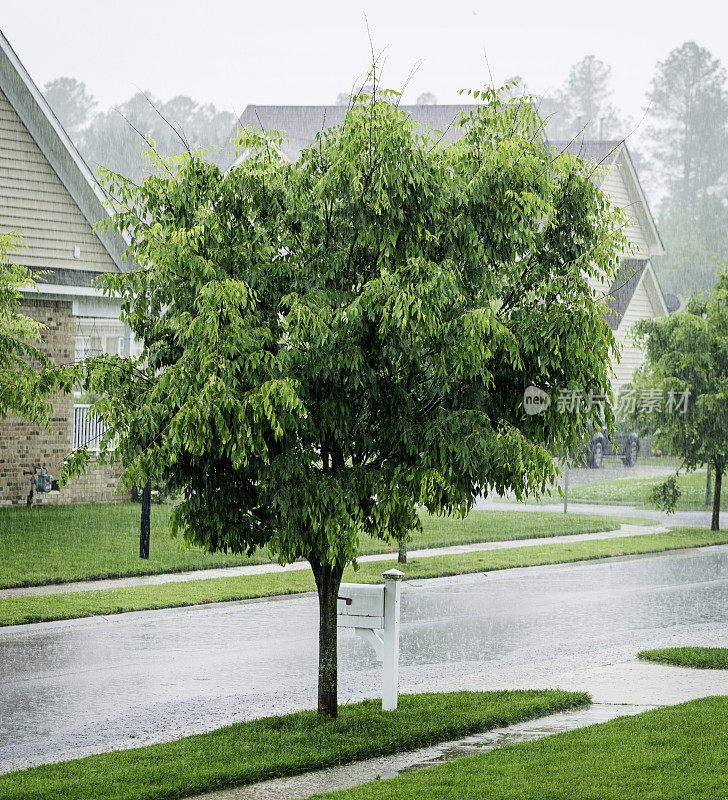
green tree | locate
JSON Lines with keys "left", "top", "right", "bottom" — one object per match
{"left": 645, "top": 41, "right": 728, "bottom": 204}
{"left": 67, "top": 84, "right": 625, "bottom": 717}
{"left": 0, "top": 233, "right": 66, "bottom": 424}
{"left": 654, "top": 193, "right": 728, "bottom": 296}
{"left": 631, "top": 272, "right": 728, "bottom": 530}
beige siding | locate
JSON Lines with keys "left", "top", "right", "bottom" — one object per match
{"left": 611, "top": 279, "right": 654, "bottom": 393}
{"left": 601, "top": 161, "right": 649, "bottom": 257}
{"left": 0, "top": 88, "right": 117, "bottom": 273}
{"left": 586, "top": 157, "right": 650, "bottom": 297}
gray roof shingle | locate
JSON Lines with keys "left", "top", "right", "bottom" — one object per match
{"left": 604, "top": 258, "right": 648, "bottom": 330}
{"left": 216, "top": 104, "right": 483, "bottom": 167}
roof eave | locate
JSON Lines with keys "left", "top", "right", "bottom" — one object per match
{"left": 0, "top": 29, "right": 130, "bottom": 272}
{"left": 618, "top": 145, "right": 666, "bottom": 257}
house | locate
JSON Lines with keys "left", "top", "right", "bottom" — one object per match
{"left": 550, "top": 140, "right": 668, "bottom": 395}
{"left": 0, "top": 67, "right": 666, "bottom": 507}
{"left": 217, "top": 103, "right": 484, "bottom": 167}
{"left": 222, "top": 109, "right": 669, "bottom": 400}
{"left": 0, "top": 30, "right": 135, "bottom": 506}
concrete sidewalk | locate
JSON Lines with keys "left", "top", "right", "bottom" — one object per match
{"left": 193, "top": 703, "right": 654, "bottom": 800}
{"left": 3, "top": 544, "right": 727, "bottom": 779}
{"left": 193, "top": 655, "right": 728, "bottom": 800}
{"left": 0, "top": 522, "right": 665, "bottom": 599}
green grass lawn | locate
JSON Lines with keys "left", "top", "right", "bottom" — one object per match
{"left": 0, "top": 527, "right": 722, "bottom": 627}
{"left": 0, "top": 690, "right": 589, "bottom": 800}
{"left": 0, "top": 504, "right": 635, "bottom": 588}
{"left": 638, "top": 646, "right": 728, "bottom": 669}
{"left": 563, "top": 470, "right": 726, "bottom": 511}
{"left": 314, "top": 697, "right": 728, "bottom": 800}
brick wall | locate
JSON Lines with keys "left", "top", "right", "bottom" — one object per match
{"left": 28, "top": 457, "right": 128, "bottom": 506}
{"left": 0, "top": 297, "right": 128, "bottom": 506}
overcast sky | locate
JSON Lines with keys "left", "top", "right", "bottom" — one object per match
{"left": 3, "top": 0, "right": 727, "bottom": 128}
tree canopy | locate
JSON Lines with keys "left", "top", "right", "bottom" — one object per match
{"left": 0, "top": 233, "right": 67, "bottom": 425}
{"left": 67, "top": 85, "right": 626, "bottom": 715}
{"left": 630, "top": 271, "right": 728, "bottom": 529}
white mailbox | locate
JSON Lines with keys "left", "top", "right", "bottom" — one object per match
{"left": 337, "top": 583, "right": 384, "bottom": 628}
{"left": 338, "top": 569, "right": 404, "bottom": 711}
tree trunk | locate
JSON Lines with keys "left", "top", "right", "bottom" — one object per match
{"left": 139, "top": 479, "right": 152, "bottom": 559}
{"left": 310, "top": 560, "right": 344, "bottom": 717}
{"left": 712, "top": 463, "right": 723, "bottom": 533}
{"left": 706, "top": 463, "right": 713, "bottom": 506}
{"left": 398, "top": 540, "right": 407, "bottom": 564}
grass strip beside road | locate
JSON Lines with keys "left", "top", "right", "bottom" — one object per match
{"left": 563, "top": 470, "right": 727, "bottom": 511}
{"left": 315, "top": 697, "right": 728, "bottom": 800}
{"left": 638, "top": 646, "right": 728, "bottom": 669}
{"left": 0, "top": 506, "right": 630, "bottom": 588}
{"left": 0, "top": 690, "right": 589, "bottom": 800}
{"left": 0, "top": 528, "right": 723, "bottom": 627}
{"left": 584, "top": 515, "right": 655, "bottom": 526}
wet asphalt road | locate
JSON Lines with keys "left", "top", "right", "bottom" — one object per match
{"left": 3, "top": 545, "right": 728, "bottom": 772}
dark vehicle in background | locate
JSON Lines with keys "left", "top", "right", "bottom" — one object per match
{"left": 585, "top": 425, "right": 640, "bottom": 468}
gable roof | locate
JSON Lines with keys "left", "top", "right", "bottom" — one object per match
{"left": 605, "top": 259, "right": 649, "bottom": 330}
{"left": 604, "top": 257, "right": 669, "bottom": 330}
{"left": 217, "top": 104, "right": 482, "bottom": 168}
{"left": 549, "top": 139, "right": 622, "bottom": 184}
{"left": 551, "top": 139, "right": 665, "bottom": 258}
{"left": 0, "top": 29, "right": 128, "bottom": 276}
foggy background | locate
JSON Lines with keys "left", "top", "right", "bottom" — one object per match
{"left": 4, "top": 0, "right": 728, "bottom": 299}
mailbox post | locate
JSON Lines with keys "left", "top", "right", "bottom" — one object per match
{"left": 381, "top": 568, "right": 403, "bottom": 711}
{"left": 337, "top": 568, "right": 404, "bottom": 711}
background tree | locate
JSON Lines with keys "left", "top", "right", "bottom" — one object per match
{"left": 644, "top": 41, "right": 728, "bottom": 205}
{"left": 630, "top": 272, "right": 728, "bottom": 530}
{"left": 545, "top": 55, "right": 625, "bottom": 141}
{"left": 44, "top": 79, "right": 236, "bottom": 183}
{"left": 336, "top": 83, "right": 375, "bottom": 106}
{"left": 502, "top": 76, "right": 528, "bottom": 98}
{"left": 43, "top": 77, "right": 97, "bottom": 138}
{"left": 80, "top": 92, "right": 235, "bottom": 182}
{"left": 67, "top": 84, "right": 625, "bottom": 717}
{"left": 415, "top": 91, "right": 437, "bottom": 105}
{"left": 654, "top": 193, "right": 728, "bottom": 296}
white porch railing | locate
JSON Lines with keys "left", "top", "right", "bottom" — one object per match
{"left": 73, "top": 405, "right": 107, "bottom": 451}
